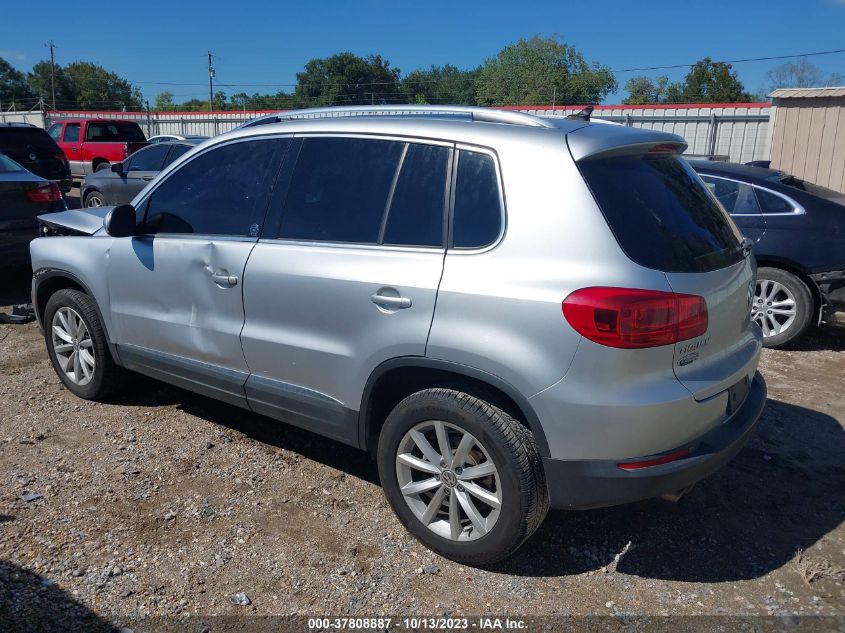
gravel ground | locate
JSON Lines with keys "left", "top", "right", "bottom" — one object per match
{"left": 0, "top": 251, "right": 843, "bottom": 630}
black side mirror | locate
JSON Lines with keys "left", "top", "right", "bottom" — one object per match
{"left": 104, "top": 204, "right": 137, "bottom": 237}
{"left": 111, "top": 162, "right": 124, "bottom": 174}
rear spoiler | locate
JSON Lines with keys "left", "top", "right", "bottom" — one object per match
{"left": 566, "top": 124, "right": 687, "bottom": 162}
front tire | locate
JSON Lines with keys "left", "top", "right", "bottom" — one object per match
{"left": 753, "top": 267, "right": 813, "bottom": 347}
{"left": 44, "top": 289, "right": 125, "bottom": 400}
{"left": 377, "top": 388, "right": 548, "bottom": 565}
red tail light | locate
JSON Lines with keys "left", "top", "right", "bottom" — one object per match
{"left": 26, "top": 182, "right": 63, "bottom": 203}
{"left": 562, "top": 287, "right": 708, "bottom": 349}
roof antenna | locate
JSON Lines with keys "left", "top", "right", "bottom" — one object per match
{"left": 566, "top": 105, "right": 594, "bottom": 121}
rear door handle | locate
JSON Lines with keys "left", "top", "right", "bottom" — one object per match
{"left": 142, "top": 175, "right": 154, "bottom": 181}
{"left": 370, "top": 293, "right": 412, "bottom": 309}
{"left": 211, "top": 271, "right": 238, "bottom": 288}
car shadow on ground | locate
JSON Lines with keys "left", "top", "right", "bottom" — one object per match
{"left": 777, "top": 326, "right": 845, "bottom": 352}
{"left": 496, "top": 398, "right": 845, "bottom": 581}
{"left": 0, "top": 561, "right": 114, "bottom": 632}
{"left": 110, "top": 377, "right": 844, "bottom": 582}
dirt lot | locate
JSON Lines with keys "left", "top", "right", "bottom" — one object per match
{"left": 0, "top": 257, "right": 843, "bottom": 630}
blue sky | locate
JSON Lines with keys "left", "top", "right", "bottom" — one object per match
{"left": 1, "top": 0, "right": 844, "bottom": 106}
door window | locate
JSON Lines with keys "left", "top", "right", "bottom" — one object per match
{"left": 126, "top": 144, "right": 170, "bottom": 172}
{"left": 48, "top": 124, "right": 62, "bottom": 143}
{"left": 278, "top": 137, "right": 404, "bottom": 243}
{"left": 700, "top": 176, "right": 761, "bottom": 215}
{"left": 382, "top": 143, "right": 449, "bottom": 247}
{"left": 63, "top": 123, "right": 80, "bottom": 143}
{"left": 142, "top": 138, "right": 285, "bottom": 236}
{"left": 452, "top": 150, "right": 503, "bottom": 248}
{"left": 278, "top": 137, "right": 449, "bottom": 246}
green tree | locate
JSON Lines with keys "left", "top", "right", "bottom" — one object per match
{"left": 27, "top": 60, "right": 75, "bottom": 108}
{"left": 623, "top": 75, "right": 688, "bottom": 104}
{"left": 680, "top": 57, "right": 754, "bottom": 103}
{"left": 64, "top": 61, "right": 142, "bottom": 110}
{"left": 294, "top": 52, "right": 402, "bottom": 106}
{"left": 401, "top": 64, "right": 479, "bottom": 105}
{"left": 766, "top": 59, "right": 844, "bottom": 92}
{"left": 0, "top": 57, "right": 36, "bottom": 109}
{"left": 154, "top": 90, "right": 176, "bottom": 111}
{"left": 475, "top": 35, "right": 616, "bottom": 106}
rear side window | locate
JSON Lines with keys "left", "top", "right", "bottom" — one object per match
{"left": 579, "top": 154, "right": 743, "bottom": 273}
{"left": 756, "top": 188, "right": 796, "bottom": 214}
{"left": 279, "top": 137, "right": 448, "bottom": 246}
{"left": 86, "top": 122, "right": 145, "bottom": 142}
{"left": 126, "top": 144, "right": 169, "bottom": 172}
{"left": 163, "top": 144, "right": 192, "bottom": 167}
{"left": 452, "top": 150, "right": 503, "bottom": 248}
{"left": 143, "top": 139, "right": 285, "bottom": 236}
{"left": 700, "top": 176, "right": 761, "bottom": 215}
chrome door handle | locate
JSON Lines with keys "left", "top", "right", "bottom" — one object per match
{"left": 211, "top": 271, "right": 238, "bottom": 288}
{"left": 142, "top": 175, "right": 154, "bottom": 181}
{"left": 370, "top": 293, "right": 412, "bottom": 309}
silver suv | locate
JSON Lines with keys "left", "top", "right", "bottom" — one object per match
{"left": 31, "top": 106, "right": 766, "bottom": 564}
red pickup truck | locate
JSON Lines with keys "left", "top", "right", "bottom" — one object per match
{"left": 47, "top": 119, "right": 148, "bottom": 179}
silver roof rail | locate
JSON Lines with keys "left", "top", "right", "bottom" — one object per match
{"left": 239, "top": 105, "right": 555, "bottom": 129}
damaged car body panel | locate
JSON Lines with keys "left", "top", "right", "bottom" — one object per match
{"left": 38, "top": 207, "right": 111, "bottom": 237}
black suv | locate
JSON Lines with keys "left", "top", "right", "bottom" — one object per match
{"left": 0, "top": 124, "right": 72, "bottom": 193}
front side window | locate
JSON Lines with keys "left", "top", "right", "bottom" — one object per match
{"left": 126, "top": 144, "right": 170, "bottom": 172}
{"left": 701, "top": 176, "right": 761, "bottom": 215}
{"left": 63, "top": 123, "right": 80, "bottom": 143}
{"left": 47, "top": 124, "right": 62, "bottom": 143}
{"left": 452, "top": 150, "right": 503, "bottom": 248}
{"left": 142, "top": 138, "right": 285, "bottom": 236}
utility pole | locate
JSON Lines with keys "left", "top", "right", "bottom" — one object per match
{"left": 47, "top": 41, "right": 57, "bottom": 109}
{"left": 551, "top": 86, "right": 556, "bottom": 115}
{"left": 207, "top": 52, "right": 215, "bottom": 112}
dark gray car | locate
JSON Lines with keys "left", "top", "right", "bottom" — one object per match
{"left": 0, "top": 153, "right": 66, "bottom": 267}
{"left": 80, "top": 140, "right": 200, "bottom": 207}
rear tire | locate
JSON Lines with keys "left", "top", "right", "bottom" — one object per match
{"left": 84, "top": 190, "right": 105, "bottom": 207}
{"left": 94, "top": 161, "right": 110, "bottom": 172}
{"left": 44, "top": 289, "right": 125, "bottom": 400}
{"left": 377, "top": 388, "right": 548, "bottom": 565}
{"left": 753, "top": 267, "right": 813, "bottom": 348}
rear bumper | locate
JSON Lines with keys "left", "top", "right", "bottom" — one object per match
{"left": 543, "top": 371, "right": 767, "bottom": 509}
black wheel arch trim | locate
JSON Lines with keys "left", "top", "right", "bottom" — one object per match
{"left": 32, "top": 268, "right": 121, "bottom": 366}
{"left": 357, "top": 356, "right": 551, "bottom": 458}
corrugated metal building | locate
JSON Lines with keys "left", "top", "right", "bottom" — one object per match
{"left": 769, "top": 87, "right": 845, "bottom": 193}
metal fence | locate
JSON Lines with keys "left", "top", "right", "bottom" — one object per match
{"left": 2, "top": 103, "right": 773, "bottom": 164}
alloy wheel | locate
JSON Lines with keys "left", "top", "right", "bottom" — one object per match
{"left": 51, "top": 307, "right": 95, "bottom": 385}
{"left": 752, "top": 278, "right": 797, "bottom": 338}
{"left": 395, "top": 421, "right": 501, "bottom": 542}
{"left": 86, "top": 195, "right": 103, "bottom": 207}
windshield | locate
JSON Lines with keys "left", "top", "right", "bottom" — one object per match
{"left": 579, "top": 153, "right": 744, "bottom": 273}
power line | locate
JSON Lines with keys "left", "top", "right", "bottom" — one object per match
{"left": 122, "top": 46, "right": 845, "bottom": 90}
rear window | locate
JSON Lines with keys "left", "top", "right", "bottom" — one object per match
{"left": 0, "top": 127, "right": 59, "bottom": 152}
{"left": 579, "top": 154, "right": 744, "bottom": 273}
{"left": 86, "top": 122, "right": 146, "bottom": 142}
